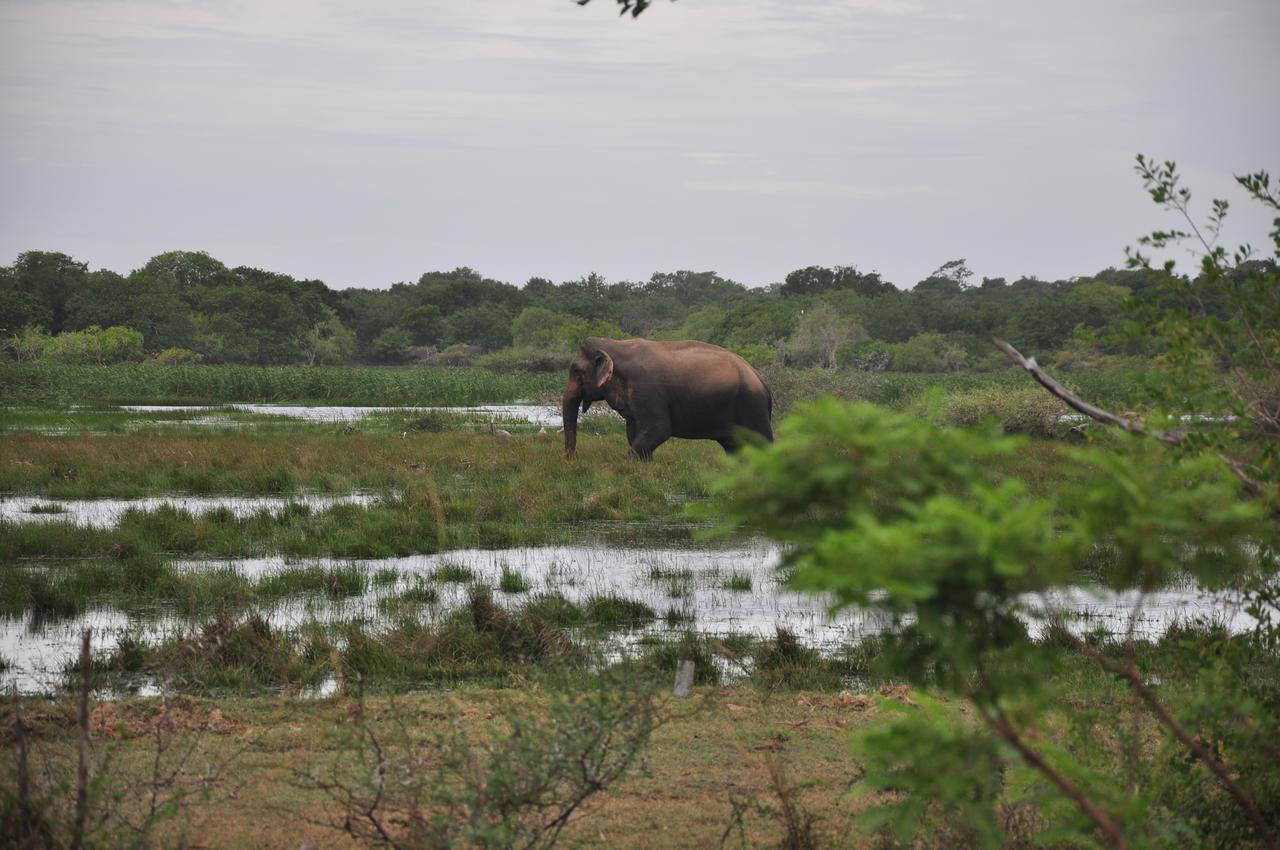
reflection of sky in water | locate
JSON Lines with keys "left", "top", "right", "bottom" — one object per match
{"left": 0, "top": 493, "right": 379, "bottom": 528}
{"left": 120, "top": 403, "right": 566, "bottom": 425}
{"left": 0, "top": 544, "right": 1261, "bottom": 695}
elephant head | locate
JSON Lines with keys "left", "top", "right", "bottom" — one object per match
{"left": 561, "top": 340, "right": 614, "bottom": 458}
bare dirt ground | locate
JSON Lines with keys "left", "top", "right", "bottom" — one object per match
{"left": 8, "top": 686, "right": 927, "bottom": 849}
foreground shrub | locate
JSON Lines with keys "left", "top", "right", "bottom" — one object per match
{"left": 298, "top": 666, "right": 661, "bottom": 850}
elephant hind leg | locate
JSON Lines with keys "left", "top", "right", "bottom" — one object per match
{"left": 716, "top": 435, "right": 739, "bottom": 454}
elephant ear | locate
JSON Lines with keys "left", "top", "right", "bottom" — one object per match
{"left": 582, "top": 341, "right": 614, "bottom": 389}
{"left": 594, "top": 350, "right": 614, "bottom": 388}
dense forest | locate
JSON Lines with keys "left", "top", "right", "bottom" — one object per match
{"left": 0, "top": 248, "right": 1229, "bottom": 371}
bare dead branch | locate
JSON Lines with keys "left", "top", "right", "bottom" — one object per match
{"left": 993, "top": 338, "right": 1164, "bottom": 439}
{"left": 992, "top": 337, "right": 1268, "bottom": 501}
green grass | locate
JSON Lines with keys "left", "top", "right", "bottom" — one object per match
{"left": 0, "top": 362, "right": 560, "bottom": 407}
{"left": 371, "top": 567, "right": 399, "bottom": 587}
{"left": 24, "top": 503, "right": 67, "bottom": 514}
{"left": 761, "top": 367, "right": 1142, "bottom": 414}
{"left": 432, "top": 562, "right": 475, "bottom": 583}
{"left": 255, "top": 565, "right": 368, "bottom": 600}
{"left": 721, "top": 573, "right": 753, "bottom": 592}
{"left": 582, "top": 594, "right": 656, "bottom": 631}
{"left": 499, "top": 567, "right": 530, "bottom": 594}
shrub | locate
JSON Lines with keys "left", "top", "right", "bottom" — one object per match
{"left": 474, "top": 346, "right": 567, "bottom": 373}
{"left": 300, "top": 667, "right": 659, "bottom": 850}
{"left": 837, "top": 339, "right": 892, "bottom": 371}
{"left": 437, "top": 342, "right": 479, "bottom": 366}
{"left": 729, "top": 343, "right": 776, "bottom": 368}
{"left": 889, "top": 332, "right": 967, "bottom": 372}
{"left": 148, "top": 347, "right": 204, "bottom": 365}
{"left": 932, "top": 384, "right": 1070, "bottom": 437}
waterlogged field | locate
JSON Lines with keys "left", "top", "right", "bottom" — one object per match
{"left": 2, "top": 371, "right": 1264, "bottom": 849}
{"left": 0, "top": 383, "right": 1253, "bottom": 695}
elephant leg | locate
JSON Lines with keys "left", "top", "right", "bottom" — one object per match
{"left": 626, "top": 418, "right": 637, "bottom": 445}
{"left": 716, "top": 435, "right": 739, "bottom": 454}
{"left": 629, "top": 421, "right": 671, "bottom": 460}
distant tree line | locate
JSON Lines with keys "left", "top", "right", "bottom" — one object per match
{"left": 1, "top": 248, "right": 1242, "bottom": 371}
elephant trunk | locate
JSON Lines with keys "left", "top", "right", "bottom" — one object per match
{"left": 561, "top": 384, "right": 582, "bottom": 458}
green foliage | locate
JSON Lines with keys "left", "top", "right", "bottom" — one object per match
{"left": 925, "top": 384, "right": 1069, "bottom": 437}
{"left": 724, "top": 342, "right": 773, "bottom": 367}
{"left": 556, "top": 316, "right": 628, "bottom": 352}
{"left": 148, "top": 346, "right": 204, "bottom": 365}
{"left": 472, "top": 345, "right": 567, "bottom": 373}
{"left": 711, "top": 395, "right": 1274, "bottom": 846}
{"left": 512, "top": 306, "right": 566, "bottom": 349}
{"left": 778, "top": 303, "right": 866, "bottom": 368}
{"left": 5, "top": 325, "right": 145, "bottom": 364}
{"left": 1, "top": 244, "right": 1167, "bottom": 368}
{"left": 1124, "top": 157, "right": 1280, "bottom": 510}
{"left": 301, "top": 307, "right": 356, "bottom": 366}
{"left": 889, "top": 332, "right": 967, "bottom": 372}
{"left": 851, "top": 694, "right": 1004, "bottom": 848}
{"left": 370, "top": 327, "right": 412, "bottom": 364}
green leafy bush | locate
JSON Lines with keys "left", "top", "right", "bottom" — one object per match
{"left": 712, "top": 398, "right": 1275, "bottom": 847}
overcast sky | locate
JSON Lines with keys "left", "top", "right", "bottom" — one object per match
{"left": 2, "top": 0, "right": 1277, "bottom": 290}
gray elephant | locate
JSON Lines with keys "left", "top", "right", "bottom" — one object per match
{"left": 561, "top": 337, "right": 773, "bottom": 459}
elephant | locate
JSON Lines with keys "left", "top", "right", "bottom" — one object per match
{"left": 561, "top": 336, "right": 774, "bottom": 459}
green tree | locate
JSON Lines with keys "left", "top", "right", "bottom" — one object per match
{"left": 511, "top": 306, "right": 565, "bottom": 349}
{"left": 370, "top": 327, "right": 412, "bottom": 364}
{"left": 778, "top": 303, "right": 866, "bottom": 368}
{"left": 300, "top": 308, "right": 356, "bottom": 366}
{"left": 3, "top": 251, "right": 87, "bottom": 333}
{"left": 0, "top": 289, "right": 51, "bottom": 335}
{"left": 445, "top": 305, "right": 514, "bottom": 351}
{"left": 402, "top": 305, "right": 444, "bottom": 346}
{"left": 711, "top": 160, "right": 1280, "bottom": 849}
{"left": 98, "top": 326, "right": 145, "bottom": 363}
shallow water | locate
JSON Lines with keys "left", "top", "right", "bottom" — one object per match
{"left": 0, "top": 492, "right": 379, "bottom": 528}
{"left": 120, "top": 403, "right": 563, "bottom": 425}
{"left": 0, "top": 543, "right": 1260, "bottom": 695}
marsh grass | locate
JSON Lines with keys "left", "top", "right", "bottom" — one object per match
{"left": 377, "top": 580, "right": 440, "bottom": 615}
{"left": 761, "top": 367, "right": 1140, "bottom": 415}
{"left": 24, "top": 503, "right": 67, "bottom": 514}
{"left": 0, "top": 362, "right": 560, "bottom": 407}
{"left": 722, "top": 572, "right": 753, "bottom": 592}
{"left": 582, "top": 595, "right": 656, "bottom": 631}
{"left": 371, "top": 567, "right": 399, "bottom": 587}
{"left": 663, "top": 606, "right": 694, "bottom": 628}
{"left": 256, "top": 565, "right": 368, "bottom": 600}
{"left": 432, "top": 562, "right": 475, "bottom": 583}
{"left": 498, "top": 567, "right": 530, "bottom": 594}
{"left": 634, "top": 631, "right": 722, "bottom": 686}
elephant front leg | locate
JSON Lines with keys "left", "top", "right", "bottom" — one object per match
{"left": 625, "top": 417, "right": 637, "bottom": 446}
{"left": 629, "top": 421, "right": 671, "bottom": 460}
